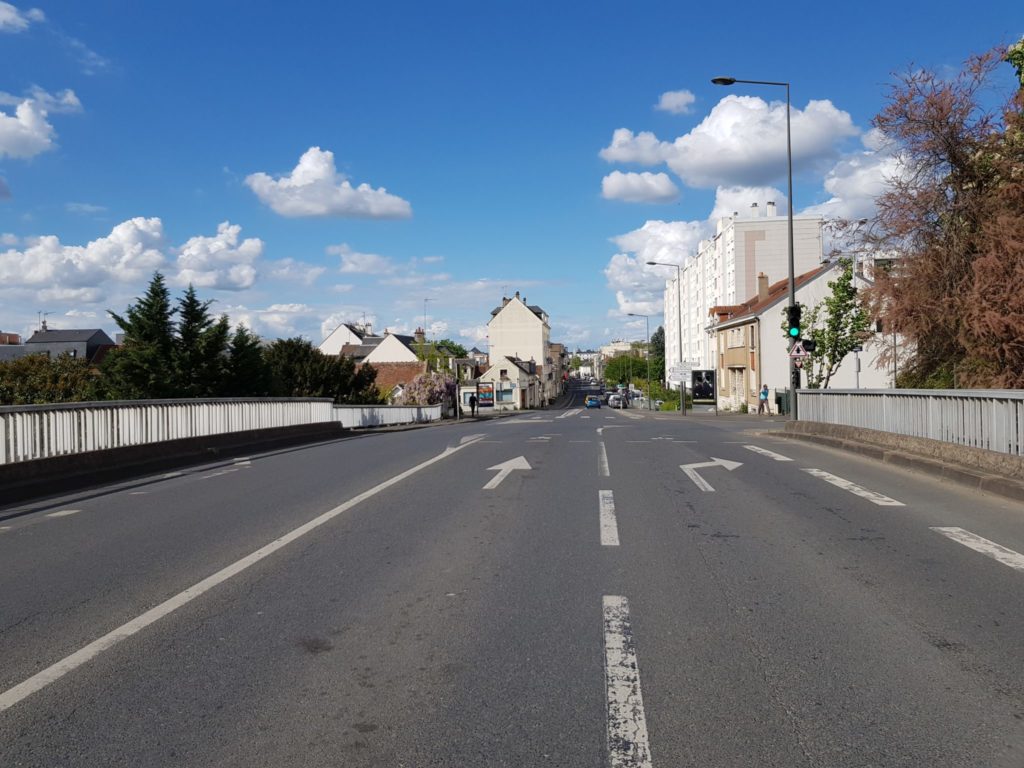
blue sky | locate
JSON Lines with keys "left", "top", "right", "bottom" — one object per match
{"left": 1, "top": 1, "right": 1020, "bottom": 350}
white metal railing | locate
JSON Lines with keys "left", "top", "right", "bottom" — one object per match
{"left": 798, "top": 389, "right": 1024, "bottom": 456}
{"left": 0, "top": 398, "right": 335, "bottom": 465}
{"left": 333, "top": 404, "right": 442, "bottom": 428}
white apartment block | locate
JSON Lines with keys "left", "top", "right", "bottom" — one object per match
{"left": 660, "top": 202, "right": 824, "bottom": 380}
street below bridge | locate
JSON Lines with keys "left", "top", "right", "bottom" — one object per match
{"left": 2, "top": 385, "right": 1023, "bottom": 767}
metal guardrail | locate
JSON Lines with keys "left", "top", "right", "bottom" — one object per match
{"left": 333, "top": 404, "right": 442, "bottom": 428}
{"left": 0, "top": 398, "right": 334, "bottom": 465}
{"left": 798, "top": 389, "right": 1024, "bottom": 456}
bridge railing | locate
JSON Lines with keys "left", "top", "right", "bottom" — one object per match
{"left": 797, "top": 389, "right": 1024, "bottom": 456}
{"left": 333, "top": 404, "right": 442, "bottom": 428}
{"left": 0, "top": 398, "right": 335, "bottom": 466}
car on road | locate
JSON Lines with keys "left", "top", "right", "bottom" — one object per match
{"left": 608, "top": 394, "right": 626, "bottom": 409}
{"left": 584, "top": 395, "right": 601, "bottom": 408}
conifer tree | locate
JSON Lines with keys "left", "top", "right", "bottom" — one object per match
{"left": 104, "top": 272, "right": 176, "bottom": 398}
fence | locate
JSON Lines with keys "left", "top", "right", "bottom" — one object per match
{"left": 0, "top": 398, "right": 335, "bottom": 466}
{"left": 333, "top": 404, "right": 442, "bottom": 428}
{"left": 798, "top": 389, "right": 1024, "bottom": 457}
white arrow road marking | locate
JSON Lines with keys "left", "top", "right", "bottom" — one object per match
{"left": 743, "top": 445, "right": 792, "bottom": 461}
{"left": 802, "top": 468, "right": 904, "bottom": 506}
{"left": 680, "top": 457, "right": 743, "bottom": 492}
{"left": 603, "top": 595, "right": 653, "bottom": 768}
{"left": 483, "top": 456, "right": 532, "bottom": 490}
{"left": 931, "top": 527, "right": 1024, "bottom": 572}
{"left": 460, "top": 433, "right": 486, "bottom": 444}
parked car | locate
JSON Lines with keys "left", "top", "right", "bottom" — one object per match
{"left": 585, "top": 395, "right": 601, "bottom": 408}
{"left": 608, "top": 394, "right": 626, "bottom": 409}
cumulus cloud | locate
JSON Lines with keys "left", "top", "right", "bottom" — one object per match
{"left": 269, "top": 257, "right": 326, "bottom": 286}
{"left": 458, "top": 324, "right": 489, "bottom": 343}
{"left": 320, "top": 311, "right": 379, "bottom": 341}
{"left": 602, "top": 171, "right": 679, "bottom": 203}
{"left": 0, "top": 2, "right": 44, "bottom": 33}
{"left": 246, "top": 147, "right": 412, "bottom": 219}
{"left": 599, "top": 128, "right": 672, "bottom": 166}
{"left": 0, "top": 87, "right": 82, "bottom": 160}
{"left": 601, "top": 96, "right": 858, "bottom": 188}
{"left": 228, "top": 302, "right": 320, "bottom": 339}
{"left": 173, "top": 221, "right": 262, "bottom": 291}
{"left": 709, "top": 184, "right": 787, "bottom": 220}
{"left": 802, "top": 129, "right": 899, "bottom": 221}
{"left": 656, "top": 89, "right": 695, "bottom": 114}
{"left": 327, "top": 243, "right": 396, "bottom": 274}
{"left": 0, "top": 217, "right": 166, "bottom": 295}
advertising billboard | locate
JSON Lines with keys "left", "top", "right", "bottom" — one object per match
{"left": 691, "top": 370, "right": 716, "bottom": 404}
{"left": 477, "top": 382, "right": 494, "bottom": 407}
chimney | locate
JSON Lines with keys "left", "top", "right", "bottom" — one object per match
{"left": 766, "top": 201, "right": 776, "bottom": 217}
{"left": 414, "top": 327, "right": 425, "bottom": 344}
{"left": 757, "top": 272, "right": 769, "bottom": 302}
{"left": 750, "top": 202, "right": 759, "bottom": 217}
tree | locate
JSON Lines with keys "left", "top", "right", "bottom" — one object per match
{"left": 104, "top": 272, "right": 177, "bottom": 398}
{"left": 0, "top": 353, "right": 102, "bottom": 405}
{"left": 649, "top": 326, "right": 665, "bottom": 383}
{"left": 797, "top": 259, "right": 872, "bottom": 389}
{"left": 432, "top": 338, "right": 468, "bottom": 358}
{"left": 225, "top": 325, "right": 270, "bottom": 396}
{"left": 263, "top": 338, "right": 380, "bottom": 403}
{"left": 394, "top": 371, "right": 454, "bottom": 406}
{"left": 173, "top": 285, "right": 230, "bottom": 397}
{"left": 863, "top": 42, "right": 1024, "bottom": 387}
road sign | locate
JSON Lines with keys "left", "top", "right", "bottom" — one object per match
{"left": 667, "top": 374, "right": 685, "bottom": 383}
{"left": 789, "top": 341, "right": 808, "bottom": 359}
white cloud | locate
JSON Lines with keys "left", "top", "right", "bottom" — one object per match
{"left": 458, "top": 324, "right": 489, "bottom": 343}
{"left": 709, "top": 184, "right": 787, "bottom": 220}
{"left": 173, "top": 221, "right": 262, "bottom": 291}
{"left": 601, "top": 96, "right": 857, "bottom": 188}
{"left": 229, "top": 302, "right": 319, "bottom": 338}
{"left": 599, "top": 128, "right": 672, "bottom": 166}
{"left": 0, "top": 217, "right": 166, "bottom": 294}
{"left": 38, "top": 286, "right": 103, "bottom": 303}
{"left": 428, "top": 320, "right": 448, "bottom": 337}
{"left": 378, "top": 272, "right": 451, "bottom": 287}
{"left": 0, "top": 87, "right": 82, "bottom": 160}
{"left": 65, "top": 308, "right": 98, "bottom": 318}
{"left": 320, "top": 311, "right": 379, "bottom": 342}
{"left": 331, "top": 283, "right": 354, "bottom": 293}
{"left": 245, "top": 146, "right": 412, "bottom": 219}
{"left": 0, "top": 3, "right": 44, "bottom": 33}
{"left": 421, "top": 255, "right": 444, "bottom": 264}
{"left": 802, "top": 130, "right": 898, "bottom": 221}
{"left": 656, "top": 89, "right": 695, "bottom": 114}
{"left": 602, "top": 171, "right": 679, "bottom": 203}
{"left": 327, "top": 243, "right": 396, "bottom": 274}
{"left": 0, "top": 232, "right": 18, "bottom": 246}
{"left": 66, "top": 201, "right": 106, "bottom": 214}
{"left": 269, "top": 257, "right": 326, "bottom": 286}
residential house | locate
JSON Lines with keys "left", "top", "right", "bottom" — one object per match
{"left": 23, "top": 328, "right": 116, "bottom": 363}
{"left": 708, "top": 266, "right": 891, "bottom": 412}
{"left": 476, "top": 356, "right": 542, "bottom": 412}
{"left": 318, "top": 323, "right": 369, "bottom": 356}
{"left": 487, "top": 291, "right": 554, "bottom": 404}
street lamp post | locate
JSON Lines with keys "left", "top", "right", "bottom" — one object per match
{"left": 646, "top": 260, "right": 685, "bottom": 415}
{"left": 712, "top": 76, "right": 799, "bottom": 419}
{"left": 628, "top": 313, "right": 652, "bottom": 410}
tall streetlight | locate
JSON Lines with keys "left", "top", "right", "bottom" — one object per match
{"left": 646, "top": 260, "right": 685, "bottom": 415}
{"left": 712, "top": 76, "right": 799, "bottom": 419}
{"left": 627, "top": 312, "right": 652, "bottom": 410}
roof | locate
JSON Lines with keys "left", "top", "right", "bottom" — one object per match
{"left": 362, "top": 361, "right": 427, "bottom": 395}
{"left": 25, "top": 329, "right": 113, "bottom": 344}
{"left": 489, "top": 293, "right": 548, "bottom": 321}
{"left": 708, "top": 266, "right": 831, "bottom": 330}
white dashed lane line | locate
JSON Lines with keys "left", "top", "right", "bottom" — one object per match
{"left": 743, "top": 444, "right": 792, "bottom": 461}
{"left": 599, "top": 491, "right": 619, "bottom": 546}
{"left": 603, "top": 595, "right": 653, "bottom": 768}
{"left": 802, "top": 468, "right": 904, "bottom": 506}
{"left": 931, "top": 527, "right": 1024, "bottom": 572}
{"left": 599, "top": 443, "right": 610, "bottom": 477}
{"left": 45, "top": 509, "right": 80, "bottom": 518}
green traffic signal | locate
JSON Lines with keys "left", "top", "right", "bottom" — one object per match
{"left": 786, "top": 304, "right": 802, "bottom": 338}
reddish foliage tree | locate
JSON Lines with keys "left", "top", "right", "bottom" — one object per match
{"left": 863, "top": 45, "right": 1023, "bottom": 387}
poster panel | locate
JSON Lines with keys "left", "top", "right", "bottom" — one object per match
{"left": 691, "top": 370, "right": 716, "bottom": 404}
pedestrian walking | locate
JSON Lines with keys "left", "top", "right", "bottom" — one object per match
{"left": 469, "top": 393, "right": 478, "bottom": 417}
{"left": 757, "top": 384, "right": 770, "bottom": 415}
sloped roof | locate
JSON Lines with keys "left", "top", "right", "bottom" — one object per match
{"left": 708, "top": 266, "right": 830, "bottom": 329}
{"left": 25, "top": 329, "right": 113, "bottom": 344}
{"left": 363, "top": 361, "right": 427, "bottom": 395}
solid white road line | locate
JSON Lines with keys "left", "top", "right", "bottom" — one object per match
{"left": 743, "top": 445, "right": 792, "bottom": 462}
{"left": 599, "top": 491, "right": 620, "bottom": 546}
{"left": 931, "top": 527, "right": 1024, "bottom": 572}
{"left": 603, "top": 596, "right": 653, "bottom": 768}
{"left": 599, "top": 442, "right": 610, "bottom": 477}
{"left": 802, "top": 468, "right": 904, "bottom": 506}
{"left": 45, "top": 509, "right": 80, "bottom": 518}
{"left": 0, "top": 436, "right": 484, "bottom": 714}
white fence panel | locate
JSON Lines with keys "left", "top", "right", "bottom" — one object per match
{"left": 798, "top": 389, "right": 1024, "bottom": 456}
{"left": 333, "top": 404, "right": 442, "bottom": 429}
{"left": 0, "top": 398, "right": 335, "bottom": 465}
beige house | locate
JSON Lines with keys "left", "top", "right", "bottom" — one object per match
{"left": 488, "top": 292, "right": 555, "bottom": 404}
{"left": 477, "top": 357, "right": 542, "bottom": 412}
{"left": 709, "top": 265, "right": 892, "bottom": 412}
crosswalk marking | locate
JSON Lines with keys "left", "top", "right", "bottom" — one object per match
{"left": 802, "top": 468, "right": 904, "bottom": 506}
{"left": 931, "top": 527, "right": 1024, "bottom": 572}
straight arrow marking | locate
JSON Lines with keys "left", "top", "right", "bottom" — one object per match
{"left": 483, "top": 456, "right": 532, "bottom": 490}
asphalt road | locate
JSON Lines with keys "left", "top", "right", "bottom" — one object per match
{"left": 2, "top": 384, "right": 1023, "bottom": 767}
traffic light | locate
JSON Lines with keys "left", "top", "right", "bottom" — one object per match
{"left": 786, "top": 304, "right": 802, "bottom": 339}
